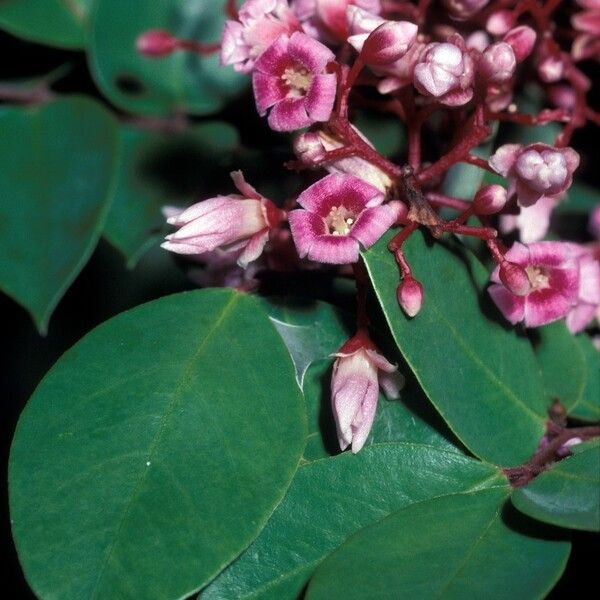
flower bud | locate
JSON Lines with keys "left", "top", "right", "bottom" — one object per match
{"left": 397, "top": 277, "right": 424, "bottom": 317}
{"left": 473, "top": 184, "right": 508, "bottom": 215}
{"left": 479, "top": 42, "right": 516, "bottom": 83}
{"left": 538, "top": 55, "right": 564, "bottom": 83}
{"left": 503, "top": 26, "right": 537, "bottom": 62}
{"left": 499, "top": 261, "right": 531, "bottom": 296}
{"left": 136, "top": 30, "right": 178, "bottom": 57}
{"left": 466, "top": 31, "right": 490, "bottom": 52}
{"left": 443, "top": 0, "right": 490, "bottom": 20}
{"left": 486, "top": 10, "right": 515, "bottom": 35}
{"left": 360, "top": 20, "right": 419, "bottom": 65}
{"left": 546, "top": 85, "right": 577, "bottom": 110}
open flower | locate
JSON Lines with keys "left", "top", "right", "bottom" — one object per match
{"left": 288, "top": 173, "right": 402, "bottom": 263}
{"left": 221, "top": 0, "right": 301, "bottom": 73}
{"left": 331, "top": 334, "right": 403, "bottom": 453}
{"left": 252, "top": 31, "right": 337, "bottom": 131}
{"left": 488, "top": 241, "right": 584, "bottom": 328}
{"left": 162, "top": 171, "right": 283, "bottom": 267}
{"left": 499, "top": 195, "right": 560, "bottom": 243}
{"left": 566, "top": 247, "right": 600, "bottom": 333}
{"left": 489, "top": 143, "right": 580, "bottom": 207}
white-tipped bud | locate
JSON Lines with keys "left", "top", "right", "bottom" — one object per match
{"left": 486, "top": 10, "right": 515, "bottom": 35}
{"left": 499, "top": 261, "right": 531, "bottom": 296}
{"left": 538, "top": 55, "right": 564, "bottom": 83}
{"left": 503, "top": 26, "right": 537, "bottom": 62}
{"left": 397, "top": 277, "right": 424, "bottom": 317}
{"left": 479, "top": 42, "right": 516, "bottom": 83}
{"left": 473, "top": 184, "right": 508, "bottom": 215}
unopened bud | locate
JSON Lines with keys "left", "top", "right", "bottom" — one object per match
{"left": 293, "top": 131, "right": 328, "bottom": 164}
{"left": 397, "top": 277, "right": 424, "bottom": 317}
{"left": 547, "top": 85, "right": 576, "bottom": 110}
{"left": 466, "top": 31, "right": 490, "bottom": 52}
{"left": 361, "top": 21, "right": 418, "bottom": 65}
{"left": 486, "top": 10, "right": 515, "bottom": 36}
{"left": 503, "top": 26, "right": 537, "bottom": 62}
{"left": 479, "top": 42, "right": 516, "bottom": 83}
{"left": 443, "top": 0, "right": 490, "bottom": 21}
{"left": 499, "top": 261, "right": 531, "bottom": 296}
{"left": 538, "top": 55, "right": 564, "bottom": 83}
{"left": 473, "top": 184, "right": 507, "bottom": 215}
{"left": 136, "top": 30, "right": 178, "bottom": 57}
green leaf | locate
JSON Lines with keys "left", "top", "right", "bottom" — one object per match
{"left": 306, "top": 488, "right": 570, "bottom": 600}
{"left": 302, "top": 360, "right": 460, "bottom": 461}
{"left": 9, "top": 289, "right": 307, "bottom": 600}
{"left": 89, "top": 0, "right": 247, "bottom": 116}
{"left": 104, "top": 122, "right": 239, "bottom": 267}
{"left": 512, "top": 440, "right": 600, "bottom": 532}
{"left": 569, "top": 335, "right": 600, "bottom": 421}
{"left": 0, "top": 96, "right": 118, "bottom": 334}
{"left": 202, "top": 443, "right": 505, "bottom": 600}
{"left": 0, "top": 0, "right": 91, "bottom": 49}
{"left": 533, "top": 321, "right": 587, "bottom": 411}
{"left": 362, "top": 231, "right": 547, "bottom": 466}
{"left": 353, "top": 111, "right": 406, "bottom": 157}
{"left": 555, "top": 182, "right": 599, "bottom": 216}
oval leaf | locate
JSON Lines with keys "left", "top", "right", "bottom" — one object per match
{"left": 203, "top": 443, "right": 505, "bottom": 600}
{"left": 306, "top": 489, "right": 570, "bottom": 600}
{"left": 89, "top": 0, "right": 246, "bottom": 116}
{"left": 0, "top": 97, "right": 118, "bottom": 334}
{"left": 569, "top": 335, "right": 600, "bottom": 421}
{"left": 512, "top": 440, "right": 600, "bottom": 532}
{"left": 362, "top": 231, "right": 547, "bottom": 466}
{"left": 9, "top": 289, "right": 306, "bottom": 600}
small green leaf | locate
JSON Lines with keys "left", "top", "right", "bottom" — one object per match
{"left": 0, "top": 97, "right": 118, "bottom": 334}
{"left": 512, "top": 440, "right": 600, "bottom": 532}
{"left": 569, "top": 335, "right": 600, "bottom": 421}
{"left": 104, "top": 122, "right": 239, "bottom": 267}
{"left": 0, "top": 0, "right": 90, "bottom": 48}
{"left": 533, "top": 321, "right": 587, "bottom": 411}
{"left": 89, "top": 0, "right": 247, "bottom": 116}
{"left": 306, "top": 489, "right": 570, "bottom": 600}
{"left": 362, "top": 230, "right": 547, "bottom": 466}
{"left": 202, "top": 443, "right": 505, "bottom": 600}
{"left": 9, "top": 289, "right": 307, "bottom": 600}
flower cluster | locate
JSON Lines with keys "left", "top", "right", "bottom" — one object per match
{"left": 138, "top": 0, "right": 600, "bottom": 453}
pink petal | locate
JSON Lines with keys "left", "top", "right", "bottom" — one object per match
{"left": 238, "top": 229, "right": 269, "bottom": 267}
{"left": 350, "top": 204, "right": 398, "bottom": 248}
{"left": 253, "top": 71, "right": 286, "bottom": 114}
{"left": 268, "top": 97, "right": 312, "bottom": 131}
{"left": 166, "top": 196, "right": 233, "bottom": 226}
{"left": 488, "top": 284, "right": 526, "bottom": 324}
{"left": 515, "top": 179, "right": 544, "bottom": 207}
{"left": 527, "top": 241, "right": 577, "bottom": 266}
{"left": 566, "top": 303, "right": 597, "bottom": 333}
{"left": 489, "top": 144, "right": 522, "bottom": 176}
{"left": 503, "top": 241, "right": 531, "bottom": 267}
{"left": 441, "top": 87, "right": 474, "bottom": 106}
{"left": 288, "top": 31, "right": 335, "bottom": 71}
{"left": 524, "top": 288, "right": 572, "bottom": 327}
{"left": 288, "top": 209, "right": 327, "bottom": 258}
{"left": 578, "top": 254, "right": 600, "bottom": 304}
{"left": 230, "top": 170, "right": 261, "bottom": 199}
{"left": 365, "top": 348, "right": 397, "bottom": 372}
{"left": 379, "top": 370, "right": 405, "bottom": 399}
{"left": 307, "top": 235, "right": 360, "bottom": 264}
{"left": 253, "top": 34, "right": 290, "bottom": 75}
{"left": 350, "top": 387, "right": 378, "bottom": 453}
{"left": 305, "top": 73, "right": 337, "bottom": 121}
{"left": 547, "top": 265, "right": 581, "bottom": 303}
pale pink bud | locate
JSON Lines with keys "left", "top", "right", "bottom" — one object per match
{"left": 538, "top": 55, "right": 564, "bottom": 83}
{"left": 499, "top": 261, "right": 531, "bottom": 296}
{"left": 136, "top": 30, "right": 178, "bottom": 57}
{"left": 466, "top": 31, "right": 490, "bottom": 52}
{"left": 503, "top": 26, "right": 537, "bottom": 62}
{"left": 397, "top": 277, "right": 424, "bottom": 317}
{"left": 479, "top": 42, "right": 516, "bottom": 83}
{"left": 546, "top": 85, "right": 577, "bottom": 110}
{"left": 473, "top": 184, "right": 508, "bottom": 215}
{"left": 486, "top": 10, "right": 515, "bottom": 36}
{"left": 293, "top": 131, "right": 328, "bottom": 164}
{"left": 359, "top": 21, "right": 418, "bottom": 65}
{"left": 443, "top": 0, "right": 490, "bottom": 21}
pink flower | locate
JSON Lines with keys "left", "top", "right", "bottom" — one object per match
{"left": 489, "top": 143, "right": 580, "bottom": 207}
{"left": 566, "top": 247, "right": 600, "bottom": 333}
{"left": 288, "top": 173, "right": 401, "bottom": 263}
{"left": 162, "top": 171, "right": 283, "bottom": 267}
{"left": 571, "top": 1, "right": 600, "bottom": 62}
{"left": 252, "top": 32, "right": 337, "bottom": 131}
{"left": 488, "top": 242, "right": 583, "bottom": 328}
{"left": 221, "top": 0, "right": 301, "bottom": 73}
{"left": 413, "top": 35, "right": 475, "bottom": 106}
{"left": 331, "top": 334, "right": 403, "bottom": 453}
{"left": 499, "top": 195, "right": 559, "bottom": 243}
{"left": 479, "top": 42, "right": 516, "bottom": 83}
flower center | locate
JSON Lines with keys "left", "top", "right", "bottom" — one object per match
{"left": 326, "top": 206, "right": 355, "bottom": 236}
{"left": 282, "top": 65, "right": 312, "bottom": 96}
{"left": 526, "top": 265, "right": 550, "bottom": 290}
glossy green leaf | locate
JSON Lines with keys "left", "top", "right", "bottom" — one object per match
{"left": 302, "top": 360, "right": 460, "bottom": 461}
{"left": 203, "top": 443, "right": 505, "bottom": 600}
{"left": 9, "top": 289, "right": 306, "bottom": 600}
{"left": 533, "top": 321, "right": 587, "bottom": 411}
{"left": 89, "top": 0, "right": 246, "bottom": 116}
{"left": 104, "top": 122, "right": 239, "bottom": 267}
{"left": 306, "top": 488, "right": 570, "bottom": 600}
{"left": 512, "top": 440, "right": 600, "bottom": 532}
{"left": 0, "top": 97, "right": 118, "bottom": 334}
{"left": 0, "top": 0, "right": 90, "bottom": 48}
{"left": 362, "top": 230, "right": 547, "bottom": 466}
{"left": 569, "top": 335, "right": 600, "bottom": 421}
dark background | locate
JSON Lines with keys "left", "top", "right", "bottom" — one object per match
{"left": 2, "top": 27, "right": 599, "bottom": 599}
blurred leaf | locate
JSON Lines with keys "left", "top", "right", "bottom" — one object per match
{"left": 104, "top": 121, "right": 239, "bottom": 267}
{"left": 306, "top": 489, "right": 570, "bottom": 600}
{"left": 362, "top": 231, "right": 547, "bottom": 466}
{"left": 0, "top": 96, "right": 118, "bottom": 334}
{"left": 512, "top": 440, "right": 600, "bottom": 532}
{"left": 555, "top": 182, "right": 599, "bottom": 216}
{"left": 533, "top": 321, "right": 586, "bottom": 411}
{"left": 569, "top": 335, "right": 600, "bottom": 421}
{"left": 9, "top": 289, "right": 306, "bottom": 600}
{"left": 302, "top": 360, "right": 460, "bottom": 461}
{"left": 202, "top": 443, "right": 505, "bottom": 600}
{"left": 89, "top": 0, "right": 247, "bottom": 116}
{"left": 0, "top": 0, "right": 90, "bottom": 48}
{"left": 353, "top": 111, "right": 406, "bottom": 157}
